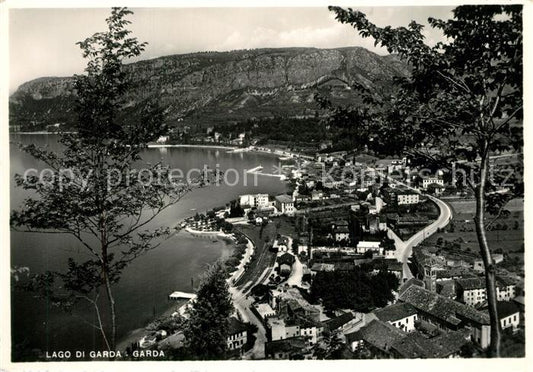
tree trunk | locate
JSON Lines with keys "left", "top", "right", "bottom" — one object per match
{"left": 474, "top": 153, "right": 501, "bottom": 357}
{"left": 103, "top": 270, "right": 117, "bottom": 351}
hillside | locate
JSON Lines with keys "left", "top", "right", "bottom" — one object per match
{"left": 9, "top": 47, "right": 409, "bottom": 132}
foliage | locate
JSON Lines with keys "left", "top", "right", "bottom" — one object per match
{"left": 313, "top": 330, "right": 345, "bottom": 359}
{"left": 229, "top": 201, "right": 245, "bottom": 218}
{"left": 10, "top": 8, "right": 199, "bottom": 351}
{"left": 183, "top": 262, "right": 234, "bottom": 360}
{"left": 310, "top": 268, "right": 399, "bottom": 311}
{"left": 326, "top": 5, "right": 522, "bottom": 356}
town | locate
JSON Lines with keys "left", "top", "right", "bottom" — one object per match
{"left": 130, "top": 147, "right": 524, "bottom": 359}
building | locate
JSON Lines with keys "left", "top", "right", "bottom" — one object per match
{"left": 265, "top": 336, "right": 311, "bottom": 359}
{"left": 254, "top": 303, "right": 277, "bottom": 322}
{"left": 496, "top": 301, "right": 520, "bottom": 332}
{"left": 374, "top": 303, "right": 418, "bottom": 333}
{"left": 275, "top": 194, "right": 296, "bottom": 215}
{"left": 333, "top": 227, "right": 350, "bottom": 242}
{"left": 227, "top": 317, "right": 248, "bottom": 351}
{"left": 267, "top": 315, "right": 323, "bottom": 345}
{"left": 399, "top": 285, "right": 491, "bottom": 349}
{"left": 422, "top": 176, "right": 444, "bottom": 189}
{"left": 278, "top": 253, "right": 296, "bottom": 276}
{"left": 397, "top": 191, "right": 420, "bottom": 205}
{"left": 322, "top": 312, "right": 355, "bottom": 333}
{"left": 390, "top": 330, "right": 468, "bottom": 359}
{"left": 267, "top": 317, "right": 300, "bottom": 341}
{"left": 345, "top": 319, "right": 405, "bottom": 356}
{"left": 456, "top": 277, "right": 516, "bottom": 306}
{"left": 272, "top": 237, "right": 290, "bottom": 252}
{"left": 473, "top": 254, "right": 504, "bottom": 272}
{"left": 356, "top": 241, "right": 383, "bottom": 256}
{"left": 239, "top": 193, "right": 269, "bottom": 208}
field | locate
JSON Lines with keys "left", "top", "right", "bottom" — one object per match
{"left": 424, "top": 198, "right": 524, "bottom": 268}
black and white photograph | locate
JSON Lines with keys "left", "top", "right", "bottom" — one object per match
{"left": 0, "top": 0, "right": 529, "bottom": 368}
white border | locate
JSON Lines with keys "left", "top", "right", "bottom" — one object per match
{"left": 1, "top": 1, "right": 531, "bottom": 371}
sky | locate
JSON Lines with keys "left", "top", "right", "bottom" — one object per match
{"left": 9, "top": 6, "right": 454, "bottom": 93}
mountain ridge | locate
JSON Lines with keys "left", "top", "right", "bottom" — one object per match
{"left": 9, "top": 46, "right": 409, "bottom": 131}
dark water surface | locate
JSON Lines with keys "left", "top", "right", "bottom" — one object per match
{"left": 10, "top": 134, "right": 286, "bottom": 358}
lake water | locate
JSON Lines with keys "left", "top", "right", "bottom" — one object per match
{"left": 9, "top": 134, "right": 286, "bottom": 358}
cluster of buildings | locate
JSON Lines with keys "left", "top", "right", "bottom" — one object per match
{"left": 238, "top": 193, "right": 296, "bottom": 217}
{"left": 250, "top": 285, "right": 360, "bottom": 359}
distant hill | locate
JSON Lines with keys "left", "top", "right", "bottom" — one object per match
{"left": 9, "top": 47, "right": 409, "bottom": 132}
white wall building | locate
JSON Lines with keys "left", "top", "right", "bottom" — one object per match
{"left": 397, "top": 193, "right": 420, "bottom": 205}
{"left": 422, "top": 177, "right": 445, "bottom": 189}
{"left": 356, "top": 241, "right": 383, "bottom": 256}
{"left": 275, "top": 195, "right": 295, "bottom": 215}
{"left": 239, "top": 193, "right": 270, "bottom": 208}
{"left": 374, "top": 303, "right": 419, "bottom": 333}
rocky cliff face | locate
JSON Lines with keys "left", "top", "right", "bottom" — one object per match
{"left": 9, "top": 47, "right": 409, "bottom": 130}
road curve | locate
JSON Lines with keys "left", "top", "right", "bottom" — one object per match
{"left": 370, "top": 168, "right": 453, "bottom": 279}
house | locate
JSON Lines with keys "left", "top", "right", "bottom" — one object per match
{"left": 311, "top": 190, "right": 324, "bottom": 201}
{"left": 373, "top": 303, "right": 418, "bottom": 333}
{"left": 397, "top": 277, "right": 425, "bottom": 296}
{"left": 254, "top": 303, "right": 276, "bottom": 322}
{"left": 267, "top": 317, "right": 299, "bottom": 341}
{"left": 399, "top": 285, "right": 491, "bottom": 349}
{"left": 397, "top": 190, "right": 420, "bottom": 205}
{"left": 278, "top": 253, "right": 296, "bottom": 276}
{"left": 384, "top": 247, "right": 396, "bottom": 259}
{"left": 345, "top": 319, "right": 405, "bottom": 355}
{"left": 239, "top": 193, "right": 270, "bottom": 208}
{"left": 333, "top": 226, "right": 350, "bottom": 242}
{"left": 265, "top": 336, "right": 311, "bottom": 359}
{"left": 227, "top": 317, "right": 248, "bottom": 351}
{"left": 275, "top": 194, "right": 296, "bottom": 215}
{"left": 322, "top": 312, "right": 355, "bottom": 333}
{"left": 267, "top": 315, "right": 323, "bottom": 345}
{"left": 422, "top": 176, "right": 444, "bottom": 189}
{"left": 269, "top": 287, "right": 321, "bottom": 321}
{"left": 390, "top": 330, "right": 468, "bottom": 359}
{"left": 356, "top": 241, "right": 383, "bottom": 256}
{"left": 272, "top": 237, "right": 290, "bottom": 252}
{"left": 156, "top": 135, "right": 169, "bottom": 144}
{"left": 427, "top": 183, "right": 446, "bottom": 196}
{"left": 456, "top": 277, "right": 517, "bottom": 306}
{"left": 473, "top": 254, "right": 504, "bottom": 272}
{"left": 496, "top": 277, "right": 517, "bottom": 301}
{"left": 496, "top": 301, "right": 520, "bottom": 332}
{"left": 310, "top": 262, "right": 335, "bottom": 275}
{"left": 436, "top": 280, "right": 457, "bottom": 300}
{"left": 292, "top": 317, "right": 323, "bottom": 344}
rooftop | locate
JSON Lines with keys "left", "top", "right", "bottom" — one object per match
{"left": 496, "top": 301, "right": 520, "bottom": 319}
{"left": 398, "top": 278, "right": 425, "bottom": 296}
{"left": 374, "top": 303, "right": 418, "bottom": 323}
{"left": 391, "top": 330, "right": 468, "bottom": 358}
{"left": 228, "top": 317, "right": 248, "bottom": 336}
{"left": 278, "top": 253, "right": 296, "bottom": 266}
{"left": 322, "top": 312, "right": 355, "bottom": 331}
{"left": 456, "top": 277, "right": 485, "bottom": 290}
{"left": 275, "top": 194, "right": 293, "bottom": 203}
{"left": 399, "top": 285, "right": 490, "bottom": 326}
{"left": 345, "top": 319, "right": 405, "bottom": 352}
{"left": 265, "top": 336, "right": 308, "bottom": 355}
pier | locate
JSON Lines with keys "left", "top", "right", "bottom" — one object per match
{"left": 168, "top": 291, "right": 197, "bottom": 301}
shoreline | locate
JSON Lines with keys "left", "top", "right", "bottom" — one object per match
{"left": 148, "top": 144, "right": 238, "bottom": 150}
{"left": 115, "top": 222, "right": 256, "bottom": 352}
{"left": 9, "top": 132, "right": 305, "bottom": 159}
{"left": 116, "top": 299, "right": 188, "bottom": 353}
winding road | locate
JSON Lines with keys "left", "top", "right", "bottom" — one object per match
{"left": 370, "top": 168, "right": 453, "bottom": 280}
